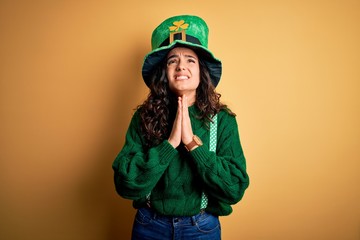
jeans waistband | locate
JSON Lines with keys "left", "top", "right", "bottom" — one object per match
{"left": 139, "top": 207, "right": 207, "bottom": 225}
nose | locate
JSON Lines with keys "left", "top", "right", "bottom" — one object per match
{"left": 176, "top": 59, "right": 185, "bottom": 71}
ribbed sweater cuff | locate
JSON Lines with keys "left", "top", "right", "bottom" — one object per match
{"left": 157, "top": 140, "right": 178, "bottom": 165}
{"left": 190, "top": 145, "right": 213, "bottom": 169}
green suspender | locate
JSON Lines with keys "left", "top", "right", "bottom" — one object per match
{"left": 200, "top": 114, "right": 217, "bottom": 210}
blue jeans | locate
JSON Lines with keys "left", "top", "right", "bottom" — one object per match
{"left": 131, "top": 207, "right": 221, "bottom": 240}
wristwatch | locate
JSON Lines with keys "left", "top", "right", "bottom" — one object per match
{"left": 185, "top": 135, "right": 203, "bottom": 151}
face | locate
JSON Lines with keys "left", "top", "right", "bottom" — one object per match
{"left": 166, "top": 47, "right": 200, "bottom": 99}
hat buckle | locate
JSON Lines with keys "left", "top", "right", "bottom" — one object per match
{"left": 169, "top": 30, "right": 186, "bottom": 44}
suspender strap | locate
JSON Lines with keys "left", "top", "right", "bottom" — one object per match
{"left": 209, "top": 114, "right": 218, "bottom": 152}
{"left": 200, "top": 114, "right": 217, "bottom": 209}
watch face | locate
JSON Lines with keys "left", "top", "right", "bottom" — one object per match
{"left": 193, "top": 135, "right": 203, "bottom": 145}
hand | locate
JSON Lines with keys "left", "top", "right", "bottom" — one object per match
{"left": 181, "top": 95, "right": 194, "bottom": 145}
{"left": 168, "top": 97, "right": 182, "bottom": 148}
{"left": 168, "top": 95, "right": 194, "bottom": 148}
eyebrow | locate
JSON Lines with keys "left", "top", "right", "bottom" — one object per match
{"left": 167, "top": 54, "right": 198, "bottom": 60}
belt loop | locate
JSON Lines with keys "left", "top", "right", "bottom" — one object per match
{"left": 191, "top": 216, "right": 197, "bottom": 226}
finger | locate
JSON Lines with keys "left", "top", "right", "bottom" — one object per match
{"left": 168, "top": 97, "right": 183, "bottom": 148}
{"left": 177, "top": 97, "right": 182, "bottom": 119}
{"left": 181, "top": 95, "right": 193, "bottom": 144}
{"left": 182, "top": 95, "right": 188, "bottom": 118}
{"left": 182, "top": 95, "right": 186, "bottom": 108}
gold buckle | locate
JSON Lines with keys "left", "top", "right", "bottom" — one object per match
{"left": 169, "top": 30, "right": 186, "bottom": 44}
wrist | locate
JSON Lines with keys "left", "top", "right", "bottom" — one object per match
{"left": 184, "top": 135, "right": 203, "bottom": 151}
{"left": 168, "top": 139, "right": 178, "bottom": 148}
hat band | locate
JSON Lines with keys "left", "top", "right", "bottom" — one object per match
{"left": 159, "top": 33, "right": 202, "bottom": 48}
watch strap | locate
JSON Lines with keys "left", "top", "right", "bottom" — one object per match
{"left": 184, "top": 140, "right": 197, "bottom": 151}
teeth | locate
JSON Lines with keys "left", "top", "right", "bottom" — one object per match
{"left": 176, "top": 76, "right": 188, "bottom": 80}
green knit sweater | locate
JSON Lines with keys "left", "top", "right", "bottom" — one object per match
{"left": 112, "top": 105, "right": 249, "bottom": 216}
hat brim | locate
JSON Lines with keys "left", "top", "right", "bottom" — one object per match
{"left": 142, "top": 40, "right": 222, "bottom": 88}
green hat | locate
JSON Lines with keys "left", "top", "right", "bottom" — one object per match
{"left": 142, "top": 15, "right": 222, "bottom": 88}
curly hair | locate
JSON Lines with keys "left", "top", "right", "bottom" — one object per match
{"left": 137, "top": 55, "right": 235, "bottom": 148}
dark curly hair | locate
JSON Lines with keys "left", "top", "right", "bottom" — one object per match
{"left": 137, "top": 54, "right": 235, "bottom": 148}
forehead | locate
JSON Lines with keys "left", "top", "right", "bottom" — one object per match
{"left": 167, "top": 47, "right": 198, "bottom": 58}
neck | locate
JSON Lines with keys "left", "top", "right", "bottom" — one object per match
{"left": 187, "top": 95, "right": 196, "bottom": 106}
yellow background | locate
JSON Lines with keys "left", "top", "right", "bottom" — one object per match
{"left": 1, "top": 1, "right": 359, "bottom": 239}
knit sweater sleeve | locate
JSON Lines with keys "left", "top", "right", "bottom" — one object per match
{"left": 190, "top": 111, "right": 249, "bottom": 205}
{"left": 112, "top": 110, "right": 178, "bottom": 200}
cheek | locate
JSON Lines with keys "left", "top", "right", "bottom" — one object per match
{"left": 166, "top": 67, "right": 173, "bottom": 80}
{"left": 166, "top": 69, "right": 173, "bottom": 85}
{"left": 193, "top": 70, "right": 200, "bottom": 85}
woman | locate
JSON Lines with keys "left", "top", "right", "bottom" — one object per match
{"left": 112, "top": 15, "right": 249, "bottom": 240}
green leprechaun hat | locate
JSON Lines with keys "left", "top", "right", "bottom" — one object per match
{"left": 142, "top": 15, "right": 222, "bottom": 88}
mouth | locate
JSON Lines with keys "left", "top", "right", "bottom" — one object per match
{"left": 175, "top": 75, "right": 189, "bottom": 80}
